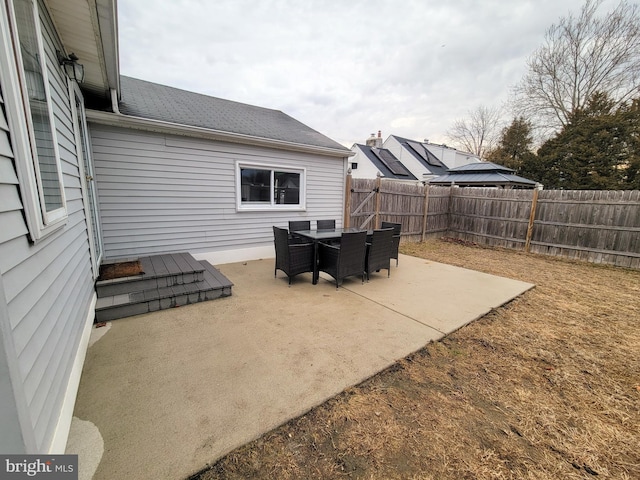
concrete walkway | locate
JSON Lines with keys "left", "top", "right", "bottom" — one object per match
{"left": 66, "top": 254, "right": 533, "bottom": 480}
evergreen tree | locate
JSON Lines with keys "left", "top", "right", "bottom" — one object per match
{"left": 486, "top": 117, "right": 536, "bottom": 172}
{"left": 620, "top": 98, "right": 640, "bottom": 189}
{"left": 536, "top": 93, "right": 640, "bottom": 189}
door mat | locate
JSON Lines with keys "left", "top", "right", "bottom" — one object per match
{"left": 98, "top": 260, "right": 144, "bottom": 280}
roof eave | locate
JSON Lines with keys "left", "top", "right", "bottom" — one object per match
{"left": 86, "top": 109, "right": 353, "bottom": 158}
{"left": 96, "top": 0, "right": 120, "bottom": 94}
{"left": 45, "top": 0, "right": 119, "bottom": 98}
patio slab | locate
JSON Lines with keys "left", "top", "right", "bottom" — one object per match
{"left": 66, "top": 254, "right": 533, "bottom": 480}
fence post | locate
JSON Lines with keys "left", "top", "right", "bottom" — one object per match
{"left": 344, "top": 169, "right": 352, "bottom": 228}
{"left": 421, "top": 184, "right": 430, "bottom": 242}
{"left": 524, "top": 188, "right": 539, "bottom": 253}
{"left": 374, "top": 172, "right": 382, "bottom": 229}
{"left": 447, "top": 186, "right": 454, "bottom": 237}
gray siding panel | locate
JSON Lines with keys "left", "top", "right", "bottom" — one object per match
{"left": 31, "top": 265, "right": 92, "bottom": 447}
{"left": 90, "top": 124, "right": 347, "bottom": 259}
{"left": 0, "top": 211, "right": 28, "bottom": 243}
{"left": 0, "top": 154, "right": 19, "bottom": 180}
{"left": 0, "top": 129, "right": 12, "bottom": 156}
{"left": 0, "top": 72, "right": 29, "bottom": 453}
{"left": 0, "top": 183, "right": 23, "bottom": 212}
{"left": 0, "top": 0, "right": 95, "bottom": 452}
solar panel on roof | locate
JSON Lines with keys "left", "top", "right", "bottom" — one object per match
{"left": 372, "top": 149, "right": 410, "bottom": 176}
{"left": 405, "top": 141, "right": 445, "bottom": 167}
{"left": 423, "top": 149, "right": 446, "bottom": 168}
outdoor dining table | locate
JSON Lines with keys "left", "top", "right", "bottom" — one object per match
{"left": 294, "top": 227, "right": 373, "bottom": 284}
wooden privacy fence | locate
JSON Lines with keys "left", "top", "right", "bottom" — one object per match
{"left": 345, "top": 175, "right": 640, "bottom": 268}
{"left": 345, "top": 176, "right": 450, "bottom": 242}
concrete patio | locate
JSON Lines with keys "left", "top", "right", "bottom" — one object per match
{"left": 66, "top": 254, "right": 534, "bottom": 480}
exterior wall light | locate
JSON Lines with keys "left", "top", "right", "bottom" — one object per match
{"left": 56, "top": 50, "right": 85, "bottom": 83}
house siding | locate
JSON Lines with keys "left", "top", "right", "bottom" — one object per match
{"left": 349, "top": 145, "right": 383, "bottom": 179}
{"left": 0, "top": 0, "right": 95, "bottom": 453}
{"left": 0, "top": 66, "right": 31, "bottom": 453}
{"left": 89, "top": 124, "right": 347, "bottom": 260}
{"left": 423, "top": 144, "right": 480, "bottom": 169}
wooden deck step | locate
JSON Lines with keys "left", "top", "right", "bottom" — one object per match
{"left": 94, "top": 254, "right": 233, "bottom": 322}
{"left": 96, "top": 253, "right": 206, "bottom": 297}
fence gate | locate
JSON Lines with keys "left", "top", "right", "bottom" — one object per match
{"left": 350, "top": 177, "right": 380, "bottom": 229}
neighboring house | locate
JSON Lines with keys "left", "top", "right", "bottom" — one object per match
{"left": 383, "top": 135, "right": 449, "bottom": 183}
{"left": 349, "top": 133, "right": 483, "bottom": 183}
{"left": 421, "top": 141, "right": 482, "bottom": 169}
{"left": 429, "top": 162, "right": 539, "bottom": 189}
{"left": 349, "top": 132, "right": 417, "bottom": 182}
{"left": 0, "top": 0, "right": 350, "bottom": 455}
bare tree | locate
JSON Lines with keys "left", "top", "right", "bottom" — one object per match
{"left": 446, "top": 105, "right": 502, "bottom": 158}
{"left": 513, "top": 0, "right": 640, "bottom": 134}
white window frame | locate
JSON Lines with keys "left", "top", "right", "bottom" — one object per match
{"left": 236, "top": 161, "right": 306, "bottom": 212}
{"left": 70, "top": 80, "right": 102, "bottom": 278}
{"left": 0, "top": 0, "right": 67, "bottom": 241}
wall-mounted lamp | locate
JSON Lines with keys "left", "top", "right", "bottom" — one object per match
{"left": 56, "top": 50, "right": 84, "bottom": 83}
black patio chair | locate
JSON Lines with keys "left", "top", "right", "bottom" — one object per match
{"left": 273, "top": 226, "right": 314, "bottom": 285}
{"left": 317, "top": 230, "right": 367, "bottom": 289}
{"left": 381, "top": 221, "right": 401, "bottom": 266}
{"left": 288, "top": 220, "right": 311, "bottom": 244}
{"left": 317, "top": 219, "right": 340, "bottom": 245}
{"left": 316, "top": 219, "right": 336, "bottom": 230}
{"left": 365, "top": 228, "right": 394, "bottom": 280}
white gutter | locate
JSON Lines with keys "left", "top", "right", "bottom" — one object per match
{"left": 109, "top": 88, "right": 119, "bottom": 114}
{"left": 95, "top": 0, "right": 120, "bottom": 94}
{"left": 85, "top": 109, "right": 354, "bottom": 158}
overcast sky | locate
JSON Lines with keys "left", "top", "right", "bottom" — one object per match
{"left": 118, "top": 0, "right": 616, "bottom": 148}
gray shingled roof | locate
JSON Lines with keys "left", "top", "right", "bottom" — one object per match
{"left": 118, "top": 76, "right": 349, "bottom": 152}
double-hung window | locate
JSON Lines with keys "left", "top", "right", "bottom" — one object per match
{"left": 5, "top": 0, "right": 67, "bottom": 239}
{"left": 237, "top": 163, "right": 306, "bottom": 211}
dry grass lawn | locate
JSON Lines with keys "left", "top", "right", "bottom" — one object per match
{"left": 192, "top": 239, "right": 640, "bottom": 480}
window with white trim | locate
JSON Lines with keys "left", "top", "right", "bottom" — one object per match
{"left": 10, "top": 0, "right": 67, "bottom": 233}
{"left": 237, "top": 163, "right": 305, "bottom": 210}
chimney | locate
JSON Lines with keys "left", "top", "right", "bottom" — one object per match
{"left": 366, "top": 130, "right": 383, "bottom": 149}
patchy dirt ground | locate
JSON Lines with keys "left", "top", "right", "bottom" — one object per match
{"left": 191, "top": 239, "right": 640, "bottom": 480}
{"left": 98, "top": 260, "right": 143, "bottom": 280}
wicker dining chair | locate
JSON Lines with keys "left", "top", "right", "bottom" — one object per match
{"left": 317, "top": 230, "right": 367, "bottom": 289}
{"left": 273, "top": 226, "right": 314, "bottom": 285}
{"left": 316, "top": 219, "right": 340, "bottom": 245}
{"left": 365, "top": 228, "right": 394, "bottom": 280}
{"left": 316, "top": 219, "right": 336, "bottom": 230}
{"left": 288, "top": 220, "right": 311, "bottom": 244}
{"left": 381, "top": 221, "right": 401, "bottom": 266}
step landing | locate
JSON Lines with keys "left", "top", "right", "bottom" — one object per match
{"left": 95, "top": 253, "right": 233, "bottom": 322}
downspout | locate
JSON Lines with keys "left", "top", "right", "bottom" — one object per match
{"left": 110, "top": 88, "right": 119, "bottom": 114}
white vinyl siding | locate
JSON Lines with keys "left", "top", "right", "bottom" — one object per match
{"left": 89, "top": 124, "right": 346, "bottom": 259}
{"left": 0, "top": 0, "right": 95, "bottom": 453}
{"left": 349, "top": 145, "right": 385, "bottom": 179}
